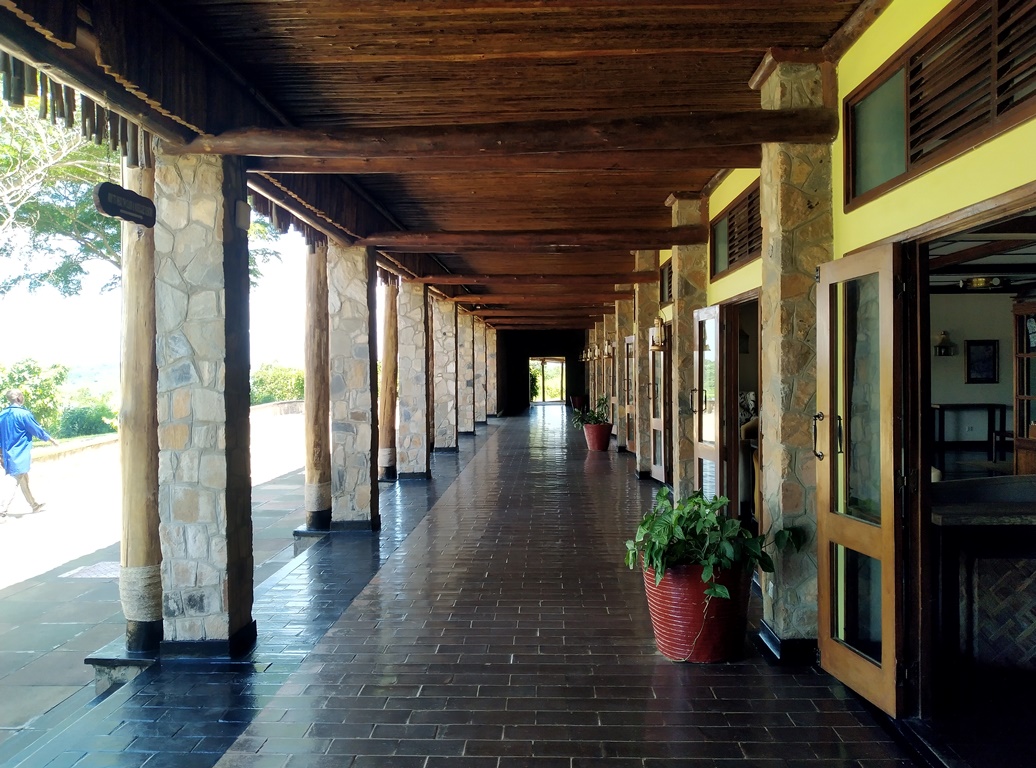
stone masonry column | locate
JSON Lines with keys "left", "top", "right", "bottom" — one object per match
{"left": 154, "top": 152, "right": 254, "bottom": 654}
{"left": 327, "top": 243, "right": 380, "bottom": 529}
{"left": 668, "top": 197, "right": 709, "bottom": 499}
{"left": 474, "top": 318, "right": 487, "bottom": 423}
{"left": 633, "top": 250, "right": 659, "bottom": 476}
{"left": 431, "top": 297, "right": 458, "bottom": 450}
{"left": 397, "top": 279, "right": 431, "bottom": 478}
{"left": 486, "top": 328, "right": 498, "bottom": 417}
{"left": 757, "top": 61, "right": 833, "bottom": 646}
{"left": 458, "top": 311, "right": 476, "bottom": 434}
{"left": 304, "top": 241, "right": 332, "bottom": 530}
{"left": 120, "top": 162, "right": 161, "bottom": 652}
{"left": 378, "top": 277, "right": 399, "bottom": 481}
{"left": 615, "top": 297, "right": 634, "bottom": 451}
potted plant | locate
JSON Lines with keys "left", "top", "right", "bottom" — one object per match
{"left": 572, "top": 395, "right": 612, "bottom": 451}
{"left": 625, "top": 487, "right": 804, "bottom": 662}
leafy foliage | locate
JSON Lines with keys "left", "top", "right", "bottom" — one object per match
{"left": 529, "top": 369, "right": 540, "bottom": 400}
{"left": 625, "top": 487, "right": 806, "bottom": 599}
{"left": 571, "top": 395, "right": 611, "bottom": 427}
{"left": 58, "top": 389, "right": 118, "bottom": 438}
{"left": 0, "top": 358, "right": 69, "bottom": 434}
{"left": 250, "top": 363, "right": 304, "bottom": 405}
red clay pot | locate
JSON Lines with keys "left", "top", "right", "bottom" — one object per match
{"left": 570, "top": 395, "right": 587, "bottom": 411}
{"left": 583, "top": 423, "right": 612, "bottom": 451}
{"left": 642, "top": 564, "right": 751, "bottom": 662}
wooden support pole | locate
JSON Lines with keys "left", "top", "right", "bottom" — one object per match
{"left": 378, "top": 278, "right": 399, "bottom": 481}
{"left": 304, "top": 241, "right": 332, "bottom": 530}
{"left": 119, "top": 162, "right": 161, "bottom": 653}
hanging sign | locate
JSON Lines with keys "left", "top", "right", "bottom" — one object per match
{"left": 93, "top": 182, "right": 157, "bottom": 228}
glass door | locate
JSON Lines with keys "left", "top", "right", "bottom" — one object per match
{"left": 625, "top": 336, "right": 636, "bottom": 451}
{"left": 693, "top": 307, "right": 721, "bottom": 498}
{"left": 816, "top": 244, "right": 903, "bottom": 717}
{"left": 649, "top": 325, "right": 667, "bottom": 483}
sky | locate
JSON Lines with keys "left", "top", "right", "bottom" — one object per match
{"left": 0, "top": 229, "right": 308, "bottom": 382}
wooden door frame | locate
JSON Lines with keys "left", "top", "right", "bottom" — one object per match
{"left": 624, "top": 335, "right": 636, "bottom": 452}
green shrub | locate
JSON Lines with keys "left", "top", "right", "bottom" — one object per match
{"left": 58, "top": 389, "right": 118, "bottom": 438}
{"left": 0, "top": 358, "right": 69, "bottom": 434}
{"left": 251, "top": 363, "right": 305, "bottom": 405}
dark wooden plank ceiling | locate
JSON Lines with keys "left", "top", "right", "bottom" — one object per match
{"left": 160, "top": 0, "right": 869, "bottom": 324}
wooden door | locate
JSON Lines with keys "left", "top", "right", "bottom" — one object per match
{"left": 649, "top": 325, "right": 667, "bottom": 483}
{"left": 693, "top": 306, "right": 721, "bottom": 497}
{"left": 816, "top": 244, "right": 904, "bottom": 717}
{"left": 625, "top": 336, "right": 636, "bottom": 451}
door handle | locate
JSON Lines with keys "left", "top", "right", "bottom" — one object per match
{"left": 812, "top": 412, "right": 825, "bottom": 460}
{"left": 837, "top": 415, "right": 844, "bottom": 455}
{"left": 689, "top": 388, "right": 698, "bottom": 414}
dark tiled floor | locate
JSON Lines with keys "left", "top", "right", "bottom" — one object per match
{"left": 8, "top": 408, "right": 920, "bottom": 767}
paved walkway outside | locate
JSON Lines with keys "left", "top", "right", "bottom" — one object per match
{"left": 1, "top": 405, "right": 920, "bottom": 768}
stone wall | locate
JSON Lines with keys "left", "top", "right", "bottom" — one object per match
{"left": 430, "top": 297, "right": 458, "bottom": 449}
{"left": 327, "top": 243, "right": 379, "bottom": 524}
{"left": 153, "top": 152, "right": 254, "bottom": 649}
{"left": 633, "top": 251, "right": 659, "bottom": 475}
{"left": 486, "top": 328, "right": 498, "bottom": 417}
{"left": 458, "top": 312, "right": 476, "bottom": 433}
{"left": 758, "top": 61, "right": 833, "bottom": 640}
{"left": 397, "top": 280, "right": 430, "bottom": 478}
{"left": 474, "top": 318, "right": 487, "bottom": 423}
{"left": 615, "top": 298, "right": 635, "bottom": 451}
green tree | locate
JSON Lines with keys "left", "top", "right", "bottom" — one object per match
{"left": 0, "top": 98, "right": 280, "bottom": 297}
{"left": 250, "top": 363, "right": 304, "bottom": 405}
{"left": 0, "top": 358, "right": 69, "bottom": 434}
{"left": 58, "top": 389, "right": 118, "bottom": 438}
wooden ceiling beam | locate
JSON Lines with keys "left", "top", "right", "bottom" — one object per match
{"left": 246, "top": 147, "right": 761, "bottom": 175}
{"left": 471, "top": 309, "right": 611, "bottom": 317}
{"left": 166, "top": 109, "right": 837, "bottom": 158}
{"left": 408, "top": 272, "right": 657, "bottom": 286}
{"left": 928, "top": 240, "right": 1036, "bottom": 271}
{"left": 359, "top": 226, "right": 704, "bottom": 253}
{"left": 450, "top": 292, "right": 633, "bottom": 304}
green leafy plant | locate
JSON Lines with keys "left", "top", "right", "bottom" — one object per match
{"left": 571, "top": 395, "right": 611, "bottom": 427}
{"left": 250, "top": 363, "right": 305, "bottom": 405}
{"left": 0, "top": 358, "right": 69, "bottom": 434}
{"left": 625, "top": 486, "right": 806, "bottom": 598}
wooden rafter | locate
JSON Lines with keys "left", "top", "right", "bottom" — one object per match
{"left": 928, "top": 239, "right": 1036, "bottom": 271}
{"left": 359, "top": 226, "right": 704, "bottom": 253}
{"left": 450, "top": 292, "right": 632, "bottom": 304}
{"left": 407, "top": 272, "right": 657, "bottom": 286}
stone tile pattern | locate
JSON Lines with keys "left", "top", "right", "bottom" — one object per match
{"left": 605, "top": 312, "right": 617, "bottom": 422}
{"left": 486, "top": 328, "right": 498, "bottom": 417}
{"left": 615, "top": 298, "right": 635, "bottom": 450}
{"left": 474, "top": 318, "right": 487, "bottom": 423}
{"left": 397, "top": 280, "right": 430, "bottom": 477}
{"left": 327, "top": 243, "right": 379, "bottom": 523}
{"left": 458, "top": 313, "right": 476, "bottom": 434}
{"left": 634, "top": 250, "right": 660, "bottom": 474}
{"left": 154, "top": 152, "right": 254, "bottom": 643}
{"left": 670, "top": 199, "right": 709, "bottom": 499}
{"left": 430, "top": 297, "right": 458, "bottom": 449}
{"left": 588, "top": 327, "right": 597, "bottom": 402}
{"left": 759, "top": 61, "right": 832, "bottom": 639}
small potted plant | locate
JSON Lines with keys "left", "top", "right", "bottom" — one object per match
{"left": 572, "top": 395, "right": 612, "bottom": 451}
{"left": 625, "top": 487, "right": 804, "bottom": 662}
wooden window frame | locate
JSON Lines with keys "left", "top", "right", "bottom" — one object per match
{"left": 659, "top": 260, "right": 674, "bottom": 307}
{"left": 845, "top": 0, "right": 1036, "bottom": 212}
{"left": 710, "top": 181, "right": 762, "bottom": 281}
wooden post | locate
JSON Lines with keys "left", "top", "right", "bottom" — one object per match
{"left": 119, "top": 162, "right": 161, "bottom": 652}
{"left": 378, "top": 277, "right": 399, "bottom": 480}
{"left": 304, "top": 241, "right": 332, "bottom": 530}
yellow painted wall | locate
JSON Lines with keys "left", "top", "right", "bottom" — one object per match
{"left": 707, "top": 169, "right": 763, "bottom": 305}
{"left": 834, "top": 0, "right": 1036, "bottom": 256}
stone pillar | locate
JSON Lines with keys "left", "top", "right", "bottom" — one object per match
{"left": 634, "top": 250, "right": 660, "bottom": 476}
{"left": 120, "top": 162, "right": 161, "bottom": 653}
{"left": 430, "top": 297, "right": 458, "bottom": 450}
{"left": 154, "top": 152, "right": 254, "bottom": 654}
{"left": 397, "top": 280, "right": 431, "bottom": 478}
{"left": 486, "top": 328, "right": 498, "bottom": 417}
{"left": 378, "top": 278, "right": 398, "bottom": 481}
{"left": 474, "top": 318, "right": 487, "bottom": 423}
{"left": 327, "top": 243, "right": 380, "bottom": 528}
{"left": 304, "top": 241, "right": 332, "bottom": 530}
{"left": 668, "top": 197, "right": 709, "bottom": 499}
{"left": 615, "top": 297, "right": 634, "bottom": 451}
{"left": 757, "top": 61, "right": 833, "bottom": 643}
{"left": 458, "top": 312, "right": 476, "bottom": 434}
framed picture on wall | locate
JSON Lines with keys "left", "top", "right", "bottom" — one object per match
{"left": 965, "top": 340, "right": 999, "bottom": 384}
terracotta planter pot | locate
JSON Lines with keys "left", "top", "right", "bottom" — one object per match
{"left": 583, "top": 423, "right": 612, "bottom": 451}
{"left": 642, "top": 564, "right": 751, "bottom": 662}
{"left": 570, "top": 395, "right": 586, "bottom": 411}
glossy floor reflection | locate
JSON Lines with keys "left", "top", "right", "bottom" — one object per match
{"left": 13, "top": 407, "right": 920, "bottom": 767}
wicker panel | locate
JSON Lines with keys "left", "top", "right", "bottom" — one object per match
{"left": 973, "top": 557, "right": 1036, "bottom": 669}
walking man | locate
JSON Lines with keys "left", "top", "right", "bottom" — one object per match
{"left": 0, "top": 389, "right": 58, "bottom": 515}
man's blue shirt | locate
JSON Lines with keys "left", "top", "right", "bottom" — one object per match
{"left": 0, "top": 404, "right": 52, "bottom": 475}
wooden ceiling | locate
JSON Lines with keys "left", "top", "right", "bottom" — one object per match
{"left": 158, "top": 0, "right": 873, "bottom": 327}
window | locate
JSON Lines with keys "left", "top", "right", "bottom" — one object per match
{"left": 659, "top": 261, "right": 674, "bottom": 305}
{"left": 846, "top": 0, "right": 1036, "bottom": 206}
{"left": 711, "top": 184, "right": 761, "bottom": 278}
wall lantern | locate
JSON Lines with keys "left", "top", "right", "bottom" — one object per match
{"left": 934, "top": 330, "right": 957, "bottom": 357}
{"left": 603, "top": 340, "right": 614, "bottom": 359}
{"left": 650, "top": 316, "right": 667, "bottom": 352}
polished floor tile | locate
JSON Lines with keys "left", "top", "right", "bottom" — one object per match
{"left": 10, "top": 408, "right": 921, "bottom": 767}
